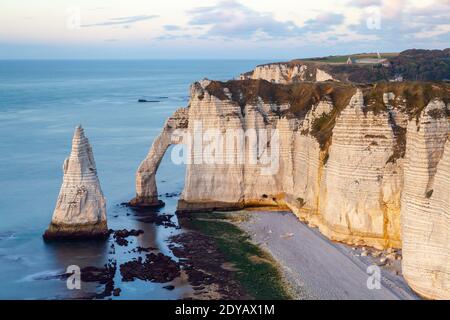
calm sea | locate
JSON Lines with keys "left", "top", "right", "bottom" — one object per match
{"left": 0, "top": 60, "right": 264, "bottom": 299}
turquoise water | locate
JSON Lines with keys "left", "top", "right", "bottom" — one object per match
{"left": 0, "top": 60, "right": 264, "bottom": 299}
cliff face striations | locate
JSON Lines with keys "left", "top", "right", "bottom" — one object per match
{"left": 240, "top": 62, "right": 334, "bottom": 83}
{"left": 44, "top": 126, "right": 108, "bottom": 240}
{"left": 311, "top": 90, "right": 402, "bottom": 247}
{"left": 133, "top": 79, "right": 450, "bottom": 299}
{"left": 401, "top": 101, "right": 450, "bottom": 299}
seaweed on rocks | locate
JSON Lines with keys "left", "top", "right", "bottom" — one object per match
{"left": 119, "top": 252, "right": 180, "bottom": 283}
{"left": 169, "top": 231, "right": 249, "bottom": 299}
{"left": 81, "top": 260, "right": 117, "bottom": 299}
{"left": 112, "top": 229, "right": 144, "bottom": 246}
{"left": 137, "top": 212, "right": 177, "bottom": 228}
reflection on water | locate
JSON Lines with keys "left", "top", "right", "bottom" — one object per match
{"left": 134, "top": 218, "right": 158, "bottom": 251}
{"left": 45, "top": 240, "right": 109, "bottom": 269}
{"left": 44, "top": 240, "right": 109, "bottom": 299}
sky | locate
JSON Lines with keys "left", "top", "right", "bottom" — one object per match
{"left": 0, "top": 0, "right": 449, "bottom": 59}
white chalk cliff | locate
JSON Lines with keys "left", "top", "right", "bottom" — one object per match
{"left": 240, "top": 63, "right": 334, "bottom": 83}
{"left": 133, "top": 79, "right": 450, "bottom": 299}
{"left": 44, "top": 126, "right": 108, "bottom": 240}
{"left": 401, "top": 101, "right": 450, "bottom": 299}
{"left": 130, "top": 107, "right": 189, "bottom": 207}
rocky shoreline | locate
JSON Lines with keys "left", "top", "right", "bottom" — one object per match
{"left": 175, "top": 211, "right": 294, "bottom": 300}
{"left": 43, "top": 194, "right": 417, "bottom": 300}
{"left": 46, "top": 202, "right": 291, "bottom": 300}
{"left": 169, "top": 231, "right": 249, "bottom": 300}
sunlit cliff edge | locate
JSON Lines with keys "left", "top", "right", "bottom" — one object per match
{"left": 131, "top": 55, "right": 450, "bottom": 299}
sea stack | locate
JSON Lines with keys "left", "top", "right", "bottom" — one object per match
{"left": 43, "top": 126, "right": 108, "bottom": 240}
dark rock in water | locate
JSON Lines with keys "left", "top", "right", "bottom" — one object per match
{"left": 138, "top": 99, "right": 160, "bottom": 103}
{"left": 32, "top": 271, "right": 71, "bottom": 281}
{"left": 163, "top": 285, "right": 175, "bottom": 291}
{"left": 81, "top": 263, "right": 115, "bottom": 284}
{"left": 113, "top": 229, "right": 143, "bottom": 238}
{"left": 112, "top": 288, "right": 121, "bottom": 297}
{"left": 119, "top": 252, "right": 180, "bottom": 283}
{"left": 115, "top": 237, "right": 128, "bottom": 246}
{"left": 127, "top": 198, "right": 165, "bottom": 209}
{"left": 169, "top": 232, "right": 248, "bottom": 299}
{"left": 164, "top": 192, "right": 181, "bottom": 198}
{"left": 131, "top": 246, "right": 157, "bottom": 253}
{"left": 137, "top": 213, "right": 176, "bottom": 228}
{"left": 186, "top": 268, "right": 214, "bottom": 286}
{"left": 81, "top": 261, "right": 117, "bottom": 299}
{"left": 112, "top": 229, "right": 144, "bottom": 247}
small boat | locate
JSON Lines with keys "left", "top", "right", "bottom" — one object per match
{"left": 138, "top": 99, "right": 160, "bottom": 103}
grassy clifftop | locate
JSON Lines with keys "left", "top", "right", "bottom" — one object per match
{"left": 205, "top": 79, "right": 449, "bottom": 118}
{"left": 251, "top": 48, "right": 450, "bottom": 83}
{"left": 204, "top": 80, "right": 449, "bottom": 154}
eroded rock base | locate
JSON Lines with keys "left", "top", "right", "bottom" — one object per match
{"left": 128, "top": 197, "right": 165, "bottom": 208}
{"left": 43, "top": 222, "right": 109, "bottom": 241}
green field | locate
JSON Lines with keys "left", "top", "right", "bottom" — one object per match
{"left": 302, "top": 52, "right": 399, "bottom": 64}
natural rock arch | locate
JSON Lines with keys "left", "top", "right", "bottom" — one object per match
{"left": 129, "top": 108, "right": 189, "bottom": 207}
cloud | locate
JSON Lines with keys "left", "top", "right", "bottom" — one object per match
{"left": 154, "top": 0, "right": 448, "bottom": 53}
{"left": 82, "top": 15, "right": 158, "bottom": 27}
{"left": 89, "top": 7, "right": 108, "bottom": 11}
{"left": 303, "top": 13, "right": 345, "bottom": 32}
{"left": 347, "top": 0, "right": 382, "bottom": 7}
{"left": 163, "top": 25, "right": 182, "bottom": 31}
{"left": 155, "top": 34, "right": 197, "bottom": 41}
{"left": 382, "top": 0, "right": 403, "bottom": 19}
{"left": 348, "top": 0, "right": 450, "bottom": 46}
{"left": 186, "top": 0, "right": 303, "bottom": 38}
